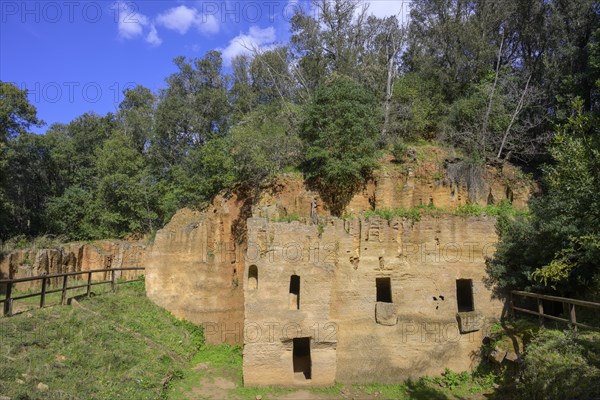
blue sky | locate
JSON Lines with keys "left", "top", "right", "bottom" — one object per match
{"left": 0, "top": 1, "right": 411, "bottom": 133}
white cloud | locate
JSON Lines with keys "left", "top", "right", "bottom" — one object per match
{"left": 146, "top": 24, "right": 162, "bottom": 46}
{"left": 156, "top": 5, "right": 219, "bottom": 35}
{"left": 113, "top": 1, "right": 162, "bottom": 46}
{"left": 199, "top": 14, "right": 219, "bottom": 35}
{"left": 113, "top": 1, "right": 148, "bottom": 39}
{"left": 221, "top": 26, "right": 277, "bottom": 65}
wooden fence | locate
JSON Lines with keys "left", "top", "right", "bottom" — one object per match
{"left": 0, "top": 267, "right": 145, "bottom": 316}
{"left": 510, "top": 290, "right": 600, "bottom": 331}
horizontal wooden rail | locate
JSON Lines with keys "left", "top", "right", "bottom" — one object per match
{"left": 0, "top": 267, "right": 145, "bottom": 284}
{"left": 510, "top": 290, "right": 600, "bottom": 331}
{"left": 1, "top": 267, "right": 144, "bottom": 316}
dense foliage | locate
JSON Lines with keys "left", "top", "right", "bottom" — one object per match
{"left": 488, "top": 101, "right": 600, "bottom": 295}
{"left": 518, "top": 329, "right": 600, "bottom": 400}
{"left": 1, "top": 0, "right": 599, "bottom": 261}
{"left": 301, "top": 75, "right": 381, "bottom": 214}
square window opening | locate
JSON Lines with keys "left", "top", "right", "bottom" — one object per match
{"left": 376, "top": 277, "right": 392, "bottom": 303}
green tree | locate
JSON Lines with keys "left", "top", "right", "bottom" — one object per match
{"left": 0, "top": 82, "right": 42, "bottom": 143}
{"left": 231, "top": 103, "right": 302, "bottom": 188}
{"left": 488, "top": 100, "right": 600, "bottom": 295}
{"left": 91, "top": 132, "right": 159, "bottom": 238}
{"left": 118, "top": 85, "right": 156, "bottom": 153}
{"left": 153, "top": 51, "right": 229, "bottom": 169}
{"left": 230, "top": 55, "right": 257, "bottom": 123}
{"left": 1, "top": 133, "right": 55, "bottom": 238}
{"left": 0, "top": 82, "right": 44, "bottom": 240}
{"left": 390, "top": 72, "right": 446, "bottom": 140}
{"left": 300, "top": 75, "right": 381, "bottom": 215}
{"left": 172, "top": 135, "right": 237, "bottom": 209}
{"left": 42, "top": 114, "right": 121, "bottom": 240}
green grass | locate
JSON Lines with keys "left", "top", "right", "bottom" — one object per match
{"left": 364, "top": 207, "right": 424, "bottom": 222}
{"left": 454, "top": 200, "right": 528, "bottom": 218}
{"left": 0, "top": 280, "right": 202, "bottom": 400}
{"left": 168, "top": 344, "right": 296, "bottom": 400}
{"left": 364, "top": 200, "right": 527, "bottom": 224}
{"left": 352, "top": 370, "right": 498, "bottom": 400}
{"left": 271, "top": 212, "right": 303, "bottom": 223}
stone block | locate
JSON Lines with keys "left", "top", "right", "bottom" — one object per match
{"left": 456, "top": 311, "right": 484, "bottom": 333}
{"left": 375, "top": 302, "right": 398, "bottom": 326}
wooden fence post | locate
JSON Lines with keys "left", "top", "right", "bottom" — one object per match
{"left": 569, "top": 303, "right": 577, "bottom": 331}
{"left": 3, "top": 282, "right": 13, "bottom": 316}
{"left": 40, "top": 277, "right": 48, "bottom": 308}
{"left": 537, "top": 298, "right": 544, "bottom": 326}
{"left": 509, "top": 292, "right": 515, "bottom": 318}
{"left": 111, "top": 269, "right": 116, "bottom": 292}
{"left": 86, "top": 271, "right": 92, "bottom": 297}
{"left": 60, "top": 275, "right": 68, "bottom": 305}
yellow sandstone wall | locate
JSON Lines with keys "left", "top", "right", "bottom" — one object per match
{"left": 0, "top": 240, "right": 146, "bottom": 291}
{"left": 242, "top": 215, "right": 502, "bottom": 386}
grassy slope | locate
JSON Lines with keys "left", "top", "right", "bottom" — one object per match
{"left": 0, "top": 281, "right": 202, "bottom": 400}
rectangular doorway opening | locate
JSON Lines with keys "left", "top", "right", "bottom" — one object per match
{"left": 293, "top": 337, "right": 312, "bottom": 380}
{"left": 456, "top": 279, "right": 474, "bottom": 312}
{"left": 376, "top": 277, "right": 392, "bottom": 303}
{"left": 289, "top": 275, "right": 300, "bottom": 310}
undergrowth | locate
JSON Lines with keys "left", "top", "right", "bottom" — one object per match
{"left": 0, "top": 234, "right": 68, "bottom": 254}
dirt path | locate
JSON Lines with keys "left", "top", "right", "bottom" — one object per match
{"left": 174, "top": 361, "right": 385, "bottom": 400}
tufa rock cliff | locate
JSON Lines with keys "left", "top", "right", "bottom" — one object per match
{"left": 0, "top": 240, "right": 146, "bottom": 291}
{"left": 145, "top": 155, "right": 535, "bottom": 353}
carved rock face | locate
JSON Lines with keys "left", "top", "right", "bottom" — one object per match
{"left": 143, "top": 159, "right": 532, "bottom": 385}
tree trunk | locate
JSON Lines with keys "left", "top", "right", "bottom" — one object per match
{"left": 482, "top": 33, "right": 504, "bottom": 155}
{"left": 497, "top": 74, "right": 532, "bottom": 159}
{"left": 382, "top": 52, "right": 395, "bottom": 142}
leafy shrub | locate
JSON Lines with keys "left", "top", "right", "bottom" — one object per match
{"left": 391, "top": 140, "right": 409, "bottom": 162}
{"left": 518, "top": 330, "right": 600, "bottom": 400}
{"left": 433, "top": 368, "right": 471, "bottom": 390}
{"left": 390, "top": 72, "right": 446, "bottom": 141}
{"left": 272, "top": 212, "right": 302, "bottom": 223}
{"left": 300, "top": 75, "right": 381, "bottom": 215}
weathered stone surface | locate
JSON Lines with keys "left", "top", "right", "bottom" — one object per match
{"left": 489, "top": 347, "right": 507, "bottom": 364}
{"left": 243, "top": 214, "right": 503, "bottom": 386}
{"left": 457, "top": 311, "right": 485, "bottom": 333}
{"left": 251, "top": 158, "right": 536, "bottom": 222}
{"left": 505, "top": 351, "right": 520, "bottom": 363}
{"left": 375, "top": 302, "right": 398, "bottom": 326}
{"left": 36, "top": 383, "right": 48, "bottom": 392}
{"left": 142, "top": 156, "right": 532, "bottom": 384}
{"left": 145, "top": 195, "right": 249, "bottom": 345}
{"left": 242, "top": 219, "right": 338, "bottom": 386}
{"left": 0, "top": 241, "right": 146, "bottom": 292}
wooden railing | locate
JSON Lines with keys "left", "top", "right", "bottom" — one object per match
{"left": 0, "top": 267, "right": 145, "bottom": 316}
{"left": 510, "top": 290, "right": 600, "bottom": 331}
